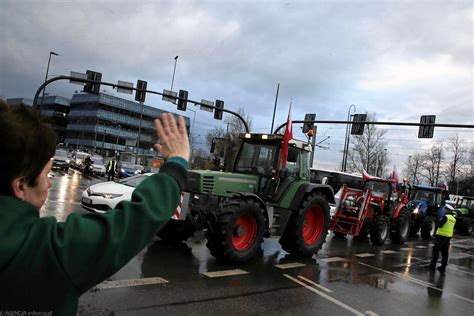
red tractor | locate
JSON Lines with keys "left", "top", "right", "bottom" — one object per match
{"left": 329, "top": 171, "right": 410, "bottom": 245}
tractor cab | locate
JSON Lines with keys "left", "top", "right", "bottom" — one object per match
{"left": 362, "top": 172, "right": 400, "bottom": 216}
{"left": 232, "top": 133, "right": 311, "bottom": 202}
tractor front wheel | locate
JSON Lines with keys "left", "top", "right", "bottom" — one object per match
{"left": 390, "top": 208, "right": 411, "bottom": 244}
{"left": 279, "top": 193, "right": 330, "bottom": 257}
{"left": 370, "top": 214, "right": 390, "bottom": 245}
{"left": 205, "top": 199, "right": 265, "bottom": 263}
{"left": 421, "top": 216, "right": 437, "bottom": 240}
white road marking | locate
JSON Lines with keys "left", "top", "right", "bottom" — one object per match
{"left": 283, "top": 274, "right": 367, "bottom": 316}
{"left": 274, "top": 262, "right": 307, "bottom": 269}
{"left": 297, "top": 275, "right": 333, "bottom": 292}
{"left": 393, "top": 272, "right": 434, "bottom": 287}
{"left": 95, "top": 277, "right": 168, "bottom": 289}
{"left": 202, "top": 269, "right": 249, "bottom": 278}
{"left": 355, "top": 253, "right": 375, "bottom": 258}
{"left": 320, "top": 257, "right": 345, "bottom": 263}
{"left": 415, "top": 245, "right": 428, "bottom": 249}
{"left": 381, "top": 250, "right": 397, "bottom": 254}
{"left": 364, "top": 311, "right": 379, "bottom": 316}
{"left": 400, "top": 248, "right": 412, "bottom": 251}
{"left": 358, "top": 262, "right": 474, "bottom": 304}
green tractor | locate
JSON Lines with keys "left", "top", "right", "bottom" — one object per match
{"left": 454, "top": 196, "right": 474, "bottom": 235}
{"left": 184, "top": 132, "right": 334, "bottom": 263}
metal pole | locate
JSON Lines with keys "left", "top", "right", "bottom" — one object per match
{"left": 342, "top": 104, "right": 356, "bottom": 172}
{"left": 171, "top": 55, "right": 178, "bottom": 91}
{"left": 309, "top": 126, "right": 317, "bottom": 167}
{"left": 135, "top": 101, "right": 144, "bottom": 165}
{"left": 39, "top": 51, "right": 59, "bottom": 115}
{"left": 270, "top": 83, "right": 280, "bottom": 133}
{"left": 102, "top": 129, "right": 106, "bottom": 155}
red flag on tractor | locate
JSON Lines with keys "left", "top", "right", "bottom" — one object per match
{"left": 281, "top": 103, "right": 293, "bottom": 169}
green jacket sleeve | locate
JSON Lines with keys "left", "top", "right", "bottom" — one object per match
{"left": 49, "top": 159, "right": 188, "bottom": 292}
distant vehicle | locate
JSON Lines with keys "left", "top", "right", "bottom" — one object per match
{"left": 406, "top": 185, "right": 447, "bottom": 239}
{"left": 90, "top": 155, "right": 106, "bottom": 176}
{"left": 52, "top": 149, "right": 70, "bottom": 172}
{"left": 70, "top": 151, "right": 90, "bottom": 170}
{"left": 82, "top": 173, "right": 154, "bottom": 213}
{"left": 118, "top": 162, "right": 141, "bottom": 178}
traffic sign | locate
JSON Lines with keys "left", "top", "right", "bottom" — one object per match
{"left": 200, "top": 99, "right": 214, "bottom": 112}
{"left": 162, "top": 89, "right": 177, "bottom": 104}
{"left": 351, "top": 114, "right": 367, "bottom": 135}
{"left": 117, "top": 81, "right": 133, "bottom": 94}
{"left": 418, "top": 115, "right": 436, "bottom": 138}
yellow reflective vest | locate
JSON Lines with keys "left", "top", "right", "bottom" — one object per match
{"left": 436, "top": 214, "right": 456, "bottom": 237}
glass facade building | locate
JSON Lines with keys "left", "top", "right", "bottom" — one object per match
{"left": 64, "top": 93, "right": 190, "bottom": 163}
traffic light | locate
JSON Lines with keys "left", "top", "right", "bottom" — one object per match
{"left": 351, "top": 114, "right": 367, "bottom": 135}
{"left": 177, "top": 90, "right": 188, "bottom": 111}
{"left": 135, "top": 80, "right": 147, "bottom": 102}
{"left": 214, "top": 100, "right": 224, "bottom": 120}
{"left": 418, "top": 115, "right": 436, "bottom": 138}
{"left": 84, "top": 70, "right": 102, "bottom": 95}
{"left": 303, "top": 113, "right": 316, "bottom": 133}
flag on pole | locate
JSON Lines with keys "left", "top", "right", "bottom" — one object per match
{"left": 281, "top": 102, "right": 293, "bottom": 169}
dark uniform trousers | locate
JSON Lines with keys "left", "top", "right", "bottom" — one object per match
{"left": 430, "top": 235, "right": 451, "bottom": 269}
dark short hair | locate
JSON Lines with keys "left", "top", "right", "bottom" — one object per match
{"left": 0, "top": 99, "right": 57, "bottom": 196}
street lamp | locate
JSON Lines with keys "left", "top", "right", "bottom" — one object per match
{"left": 39, "top": 51, "right": 59, "bottom": 115}
{"left": 341, "top": 104, "right": 356, "bottom": 172}
{"left": 170, "top": 55, "right": 178, "bottom": 91}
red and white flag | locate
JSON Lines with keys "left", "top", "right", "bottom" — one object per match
{"left": 281, "top": 102, "right": 293, "bottom": 169}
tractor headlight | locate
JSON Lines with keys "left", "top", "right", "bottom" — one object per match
{"left": 413, "top": 207, "right": 419, "bottom": 214}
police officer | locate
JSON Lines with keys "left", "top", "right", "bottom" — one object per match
{"left": 107, "top": 157, "right": 118, "bottom": 181}
{"left": 426, "top": 204, "right": 456, "bottom": 274}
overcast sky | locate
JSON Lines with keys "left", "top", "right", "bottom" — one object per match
{"left": 1, "top": 0, "right": 472, "bottom": 173}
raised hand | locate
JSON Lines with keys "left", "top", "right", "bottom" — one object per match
{"left": 153, "top": 113, "right": 190, "bottom": 161}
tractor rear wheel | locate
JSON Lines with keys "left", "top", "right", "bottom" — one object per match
{"left": 370, "top": 214, "right": 390, "bottom": 245}
{"left": 390, "top": 208, "right": 411, "bottom": 244}
{"left": 421, "top": 216, "right": 437, "bottom": 240}
{"left": 205, "top": 199, "right": 265, "bottom": 263}
{"left": 279, "top": 193, "right": 330, "bottom": 257}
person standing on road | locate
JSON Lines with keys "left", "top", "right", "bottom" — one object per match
{"left": 107, "top": 156, "right": 118, "bottom": 181}
{"left": 0, "top": 99, "right": 189, "bottom": 315}
{"left": 425, "top": 204, "right": 456, "bottom": 274}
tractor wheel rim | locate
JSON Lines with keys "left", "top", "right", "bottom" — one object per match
{"left": 380, "top": 220, "right": 388, "bottom": 239}
{"left": 401, "top": 216, "right": 409, "bottom": 237}
{"left": 232, "top": 213, "right": 257, "bottom": 251}
{"left": 302, "top": 204, "right": 324, "bottom": 246}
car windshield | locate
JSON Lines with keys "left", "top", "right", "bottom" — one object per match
{"left": 76, "top": 153, "right": 89, "bottom": 160}
{"left": 92, "top": 157, "right": 104, "bottom": 164}
{"left": 119, "top": 174, "right": 149, "bottom": 187}
{"left": 55, "top": 150, "right": 68, "bottom": 158}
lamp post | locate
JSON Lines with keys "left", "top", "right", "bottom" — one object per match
{"left": 39, "top": 51, "right": 59, "bottom": 115}
{"left": 341, "top": 104, "right": 356, "bottom": 172}
{"left": 170, "top": 55, "right": 178, "bottom": 91}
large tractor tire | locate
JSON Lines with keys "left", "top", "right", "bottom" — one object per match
{"left": 370, "top": 214, "right": 390, "bottom": 245}
{"left": 205, "top": 199, "right": 265, "bottom": 263}
{"left": 456, "top": 219, "right": 473, "bottom": 236}
{"left": 421, "top": 216, "right": 437, "bottom": 240}
{"left": 353, "top": 223, "right": 369, "bottom": 241}
{"left": 157, "top": 218, "right": 196, "bottom": 242}
{"left": 279, "top": 193, "right": 330, "bottom": 257}
{"left": 390, "top": 208, "right": 411, "bottom": 244}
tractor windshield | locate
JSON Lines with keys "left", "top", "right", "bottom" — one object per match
{"left": 410, "top": 190, "right": 437, "bottom": 204}
{"left": 364, "top": 180, "right": 390, "bottom": 197}
{"left": 234, "top": 142, "right": 277, "bottom": 176}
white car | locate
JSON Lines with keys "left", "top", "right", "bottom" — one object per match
{"left": 91, "top": 155, "right": 106, "bottom": 176}
{"left": 82, "top": 173, "right": 153, "bottom": 213}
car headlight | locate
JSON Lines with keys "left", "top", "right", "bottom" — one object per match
{"left": 134, "top": 170, "right": 140, "bottom": 175}
{"left": 121, "top": 168, "right": 125, "bottom": 173}
{"left": 86, "top": 187, "right": 91, "bottom": 195}
{"left": 102, "top": 193, "right": 123, "bottom": 199}
{"left": 66, "top": 159, "right": 71, "bottom": 164}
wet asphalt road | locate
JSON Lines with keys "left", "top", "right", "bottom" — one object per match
{"left": 43, "top": 170, "right": 474, "bottom": 316}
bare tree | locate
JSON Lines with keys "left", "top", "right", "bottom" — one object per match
{"left": 224, "top": 107, "right": 253, "bottom": 137}
{"left": 446, "top": 134, "right": 467, "bottom": 189}
{"left": 347, "top": 113, "right": 388, "bottom": 176}
{"left": 404, "top": 153, "right": 423, "bottom": 184}
{"left": 419, "top": 142, "right": 444, "bottom": 186}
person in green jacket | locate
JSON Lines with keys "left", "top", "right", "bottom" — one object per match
{"left": 425, "top": 204, "right": 456, "bottom": 274}
{"left": 0, "top": 99, "right": 189, "bottom": 315}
